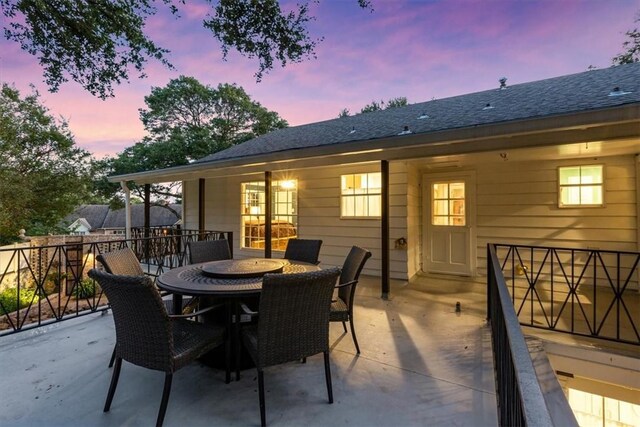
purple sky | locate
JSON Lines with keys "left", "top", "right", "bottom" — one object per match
{"left": 1, "top": 0, "right": 637, "bottom": 158}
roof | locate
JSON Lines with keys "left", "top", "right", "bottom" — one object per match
{"left": 63, "top": 205, "right": 110, "bottom": 230}
{"left": 195, "top": 63, "right": 639, "bottom": 164}
{"left": 108, "top": 63, "right": 639, "bottom": 184}
{"left": 64, "top": 204, "right": 182, "bottom": 230}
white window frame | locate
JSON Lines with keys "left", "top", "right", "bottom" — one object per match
{"left": 558, "top": 165, "right": 604, "bottom": 208}
{"left": 240, "top": 180, "right": 298, "bottom": 250}
{"left": 340, "top": 172, "right": 382, "bottom": 219}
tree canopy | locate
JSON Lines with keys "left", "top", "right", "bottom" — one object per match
{"left": 94, "top": 76, "right": 287, "bottom": 205}
{"left": 1, "top": 0, "right": 373, "bottom": 98}
{"left": 338, "top": 96, "right": 408, "bottom": 117}
{"left": 0, "top": 84, "right": 93, "bottom": 243}
{"left": 613, "top": 13, "right": 640, "bottom": 65}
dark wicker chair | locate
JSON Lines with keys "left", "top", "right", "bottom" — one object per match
{"left": 283, "top": 238, "right": 323, "bottom": 265}
{"left": 330, "top": 246, "right": 372, "bottom": 354}
{"left": 239, "top": 267, "right": 341, "bottom": 427}
{"left": 97, "top": 247, "right": 195, "bottom": 368}
{"left": 187, "top": 239, "right": 232, "bottom": 264}
{"left": 88, "top": 269, "right": 227, "bottom": 427}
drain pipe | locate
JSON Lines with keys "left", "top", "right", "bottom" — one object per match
{"left": 120, "top": 181, "right": 132, "bottom": 244}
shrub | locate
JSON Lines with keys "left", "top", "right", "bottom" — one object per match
{"left": 72, "top": 279, "right": 96, "bottom": 299}
{"left": 0, "top": 287, "right": 39, "bottom": 315}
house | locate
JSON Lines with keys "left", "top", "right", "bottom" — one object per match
{"left": 64, "top": 204, "right": 182, "bottom": 235}
{"left": 109, "top": 63, "right": 640, "bottom": 293}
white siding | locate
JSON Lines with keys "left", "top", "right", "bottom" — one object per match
{"left": 474, "top": 154, "right": 638, "bottom": 276}
{"left": 183, "top": 163, "right": 411, "bottom": 280}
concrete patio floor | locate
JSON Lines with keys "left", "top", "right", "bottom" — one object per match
{"left": 0, "top": 275, "right": 498, "bottom": 427}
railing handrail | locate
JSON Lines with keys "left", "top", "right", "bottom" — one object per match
{"left": 493, "top": 243, "right": 640, "bottom": 257}
{"left": 488, "top": 243, "right": 560, "bottom": 427}
{"left": 0, "top": 228, "right": 231, "bottom": 252}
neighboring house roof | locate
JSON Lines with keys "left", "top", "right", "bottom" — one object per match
{"left": 63, "top": 204, "right": 182, "bottom": 231}
{"left": 195, "top": 63, "right": 639, "bottom": 164}
{"left": 101, "top": 204, "right": 182, "bottom": 229}
{"left": 63, "top": 205, "right": 110, "bottom": 230}
{"left": 67, "top": 218, "right": 92, "bottom": 233}
{"left": 108, "top": 63, "right": 639, "bottom": 184}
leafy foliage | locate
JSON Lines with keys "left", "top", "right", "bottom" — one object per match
{"left": 94, "top": 76, "right": 287, "bottom": 204}
{"left": 0, "top": 84, "right": 93, "bottom": 244}
{"left": 0, "top": 287, "right": 39, "bottom": 315}
{"left": 1, "top": 0, "right": 373, "bottom": 97}
{"left": 339, "top": 96, "right": 408, "bottom": 116}
{"left": 613, "top": 13, "right": 640, "bottom": 65}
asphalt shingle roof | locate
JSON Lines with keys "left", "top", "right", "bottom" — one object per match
{"left": 195, "top": 63, "right": 639, "bottom": 164}
{"left": 64, "top": 204, "right": 181, "bottom": 230}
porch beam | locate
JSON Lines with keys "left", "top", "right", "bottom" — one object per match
{"left": 144, "top": 183, "right": 150, "bottom": 260}
{"left": 265, "top": 171, "right": 272, "bottom": 258}
{"left": 381, "top": 160, "right": 390, "bottom": 299}
{"left": 198, "top": 178, "right": 205, "bottom": 238}
{"left": 120, "top": 181, "right": 132, "bottom": 243}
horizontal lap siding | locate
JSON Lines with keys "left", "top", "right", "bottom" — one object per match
{"left": 296, "top": 162, "right": 409, "bottom": 280}
{"left": 185, "top": 163, "right": 411, "bottom": 280}
{"left": 476, "top": 155, "right": 638, "bottom": 276}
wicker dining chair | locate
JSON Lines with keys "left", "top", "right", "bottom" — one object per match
{"left": 283, "top": 238, "right": 323, "bottom": 265}
{"left": 239, "top": 267, "right": 341, "bottom": 427}
{"left": 187, "top": 239, "right": 232, "bottom": 264}
{"left": 97, "top": 247, "right": 198, "bottom": 368}
{"left": 330, "top": 246, "right": 372, "bottom": 354}
{"left": 88, "top": 269, "right": 227, "bottom": 427}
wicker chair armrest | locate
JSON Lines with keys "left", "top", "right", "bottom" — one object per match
{"left": 335, "top": 280, "right": 357, "bottom": 289}
{"left": 168, "top": 302, "right": 225, "bottom": 319}
{"left": 239, "top": 302, "right": 259, "bottom": 318}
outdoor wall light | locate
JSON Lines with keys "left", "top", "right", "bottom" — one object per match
{"left": 279, "top": 180, "right": 296, "bottom": 189}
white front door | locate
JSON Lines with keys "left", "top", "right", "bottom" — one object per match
{"left": 423, "top": 172, "right": 475, "bottom": 276}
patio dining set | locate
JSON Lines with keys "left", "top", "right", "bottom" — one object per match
{"left": 89, "top": 238, "right": 372, "bottom": 427}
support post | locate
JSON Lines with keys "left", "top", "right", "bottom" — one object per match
{"left": 264, "top": 171, "right": 272, "bottom": 258}
{"left": 144, "top": 184, "right": 150, "bottom": 261}
{"left": 120, "top": 181, "right": 132, "bottom": 244}
{"left": 381, "top": 160, "right": 390, "bottom": 299}
{"left": 198, "top": 178, "right": 205, "bottom": 240}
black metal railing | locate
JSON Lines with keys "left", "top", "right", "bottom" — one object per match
{"left": 487, "top": 244, "right": 570, "bottom": 427}
{"left": 493, "top": 244, "right": 639, "bottom": 346}
{"left": 0, "top": 229, "right": 232, "bottom": 336}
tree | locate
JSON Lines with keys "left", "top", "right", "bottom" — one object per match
{"left": 94, "top": 76, "right": 287, "bottom": 204}
{"left": 0, "top": 84, "right": 93, "bottom": 243}
{"left": 1, "top": 0, "right": 373, "bottom": 98}
{"left": 613, "top": 13, "right": 640, "bottom": 65}
{"left": 338, "top": 96, "right": 408, "bottom": 117}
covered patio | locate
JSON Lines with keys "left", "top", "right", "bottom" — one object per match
{"left": 0, "top": 275, "right": 498, "bottom": 426}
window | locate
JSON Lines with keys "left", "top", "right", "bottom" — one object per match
{"left": 241, "top": 180, "right": 297, "bottom": 250}
{"left": 432, "top": 182, "right": 465, "bottom": 226}
{"left": 341, "top": 172, "right": 381, "bottom": 217}
{"left": 559, "top": 165, "right": 603, "bottom": 207}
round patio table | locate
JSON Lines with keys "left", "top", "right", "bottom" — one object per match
{"left": 157, "top": 258, "right": 321, "bottom": 380}
{"left": 157, "top": 258, "right": 320, "bottom": 309}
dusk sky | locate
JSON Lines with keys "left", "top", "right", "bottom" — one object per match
{"left": 1, "top": 0, "right": 637, "bottom": 158}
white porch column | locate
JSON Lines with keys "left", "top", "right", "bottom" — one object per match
{"left": 120, "top": 181, "right": 132, "bottom": 243}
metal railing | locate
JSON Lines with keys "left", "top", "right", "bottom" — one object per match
{"left": 0, "top": 228, "right": 232, "bottom": 336}
{"left": 493, "top": 244, "right": 639, "bottom": 346}
{"left": 487, "top": 244, "right": 568, "bottom": 427}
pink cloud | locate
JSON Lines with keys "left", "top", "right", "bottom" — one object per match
{"left": 1, "top": 0, "right": 637, "bottom": 157}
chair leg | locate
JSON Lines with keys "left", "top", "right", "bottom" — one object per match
{"left": 156, "top": 373, "right": 173, "bottom": 427}
{"left": 341, "top": 321, "right": 347, "bottom": 333}
{"left": 348, "top": 317, "right": 361, "bottom": 354}
{"left": 108, "top": 345, "right": 116, "bottom": 368}
{"left": 323, "top": 351, "right": 333, "bottom": 404}
{"left": 258, "top": 369, "right": 266, "bottom": 427}
{"left": 104, "top": 357, "right": 122, "bottom": 412}
{"left": 225, "top": 332, "right": 231, "bottom": 384}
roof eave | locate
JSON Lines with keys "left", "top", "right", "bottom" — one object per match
{"left": 108, "top": 103, "right": 640, "bottom": 184}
